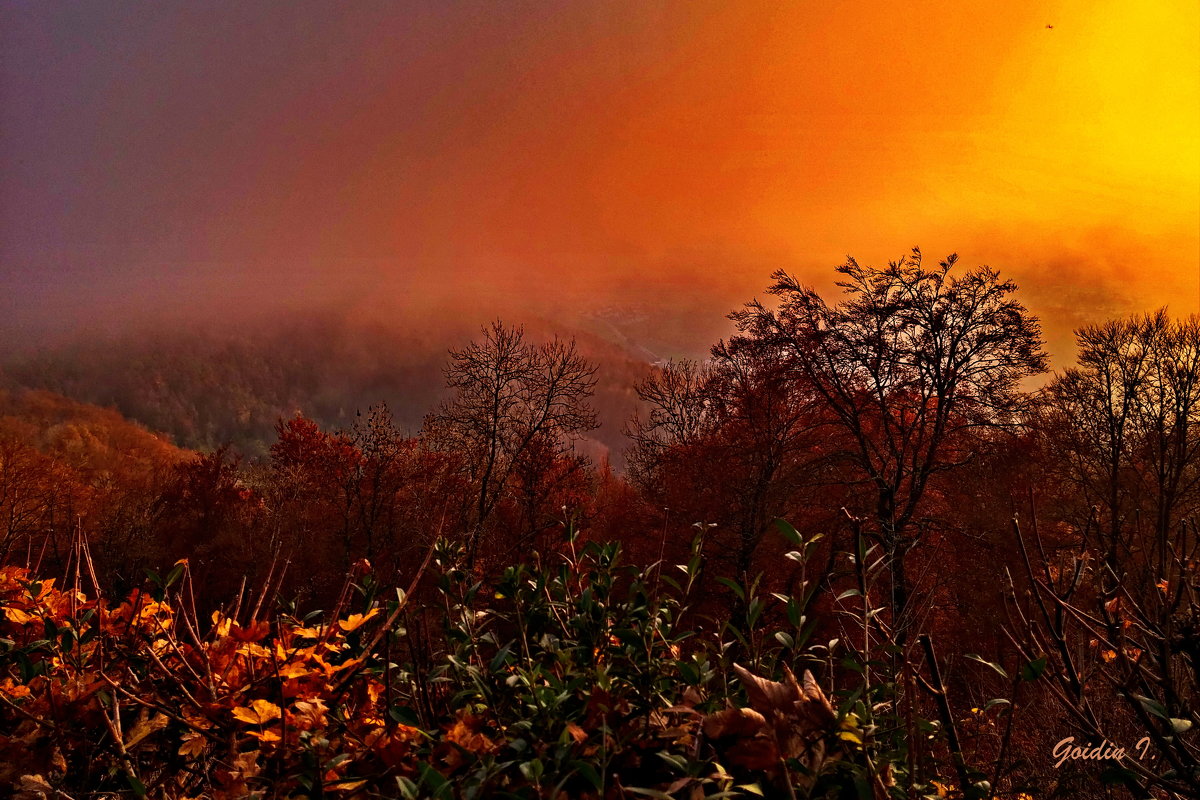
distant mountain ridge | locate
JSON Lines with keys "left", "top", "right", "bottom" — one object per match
{"left": 2, "top": 312, "right": 654, "bottom": 465}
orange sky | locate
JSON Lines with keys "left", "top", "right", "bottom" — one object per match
{"left": 2, "top": 0, "right": 1197, "bottom": 362}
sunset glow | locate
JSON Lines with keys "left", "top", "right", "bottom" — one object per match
{"left": 3, "top": 5, "right": 1200, "bottom": 794}
{"left": 1, "top": 0, "right": 1197, "bottom": 360}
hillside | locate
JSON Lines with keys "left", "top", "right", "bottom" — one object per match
{"left": 0, "top": 389, "right": 188, "bottom": 564}
{"left": 0, "top": 388, "right": 186, "bottom": 472}
{"left": 2, "top": 313, "right": 653, "bottom": 464}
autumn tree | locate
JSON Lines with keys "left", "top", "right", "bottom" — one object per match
{"left": 729, "top": 250, "right": 1047, "bottom": 638}
{"left": 0, "top": 434, "right": 74, "bottom": 563}
{"left": 156, "top": 446, "right": 264, "bottom": 602}
{"left": 1011, "top": 313, "right": 1200, "bottom": 797}
{"left": 265, "top": 415, "right": 361, "bottom": 597}
{"left": 424, "top": 322, "right": 598, "bottom": 563}
{"left": 1036, "top": 310, "right": 1200, "bottom": 570}
{"left": 344, "top": 403, "right": 457, "bottom": 576}
{"left": 344, "top": 403, "right": 406, "bottom": 562}
{"left": 626, "top": 344, "right": 828, "bottom": 579}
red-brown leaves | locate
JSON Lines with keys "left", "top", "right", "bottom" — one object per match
{"left": 703, "top": 663, "right": 838, "bottom": 784}
{"left": 703, "top": 706, "right": 768, "bottom": 740}
{"left": 439, "top": 712, "right": 500, "bottom": 770}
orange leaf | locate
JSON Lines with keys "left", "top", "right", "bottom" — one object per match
{"left": 211, "top": 611, "right": 233, "bottom": 638}
{"left": 290, "top": 699, "right": 329, "bottom": 730}
{"left": 278, "top": 661, "right": 312, "bottom": 680}
{"left": 231, "top": 620, "right": 271, "bottom": 642}
{"left": 178, "top": 731, "right": 207, "bottom": 759}
{"left": 338, "top": 608, "right": 381, "bottom": 632}
{"left": 0, "top": 678, "right": 31, "bottom": 700}
{"left": 725, "top": 735, "right": 780, "bottom": 770}
{"left": 232, "top": 698, "right": 283, "bottom": 725}
{"left": 332, "top": 779, "right": 367, "bottom": 793}
{"left": 445, "top": 715, "right": 498, "bottom": 755}
{"left": 3, "top": 607, "right": 35, "bottom": 625}
{"left": 703, "top": 707, "right": 767, "bottom": 739}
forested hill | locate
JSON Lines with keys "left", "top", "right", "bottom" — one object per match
{"left": 1, "top": 313, "right": 653, "bottom": 463}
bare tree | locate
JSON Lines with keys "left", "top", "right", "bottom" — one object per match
{"left": 424, "top": 322, "right": 598, "bottom": 562}
{"left": 729, "top": 249, "right": 1048, "bottom": 637}
{"left": 627, "top": 346, "right": 826, "bottom": 578}
{"left": 1037, "top": 310, "right": 1200, "bottom": 570}
{"left": 0, "top": 435, "right": 69, "bottom": 563}
{"left": 625, "top": 358, "right": 720, "bottom": 484}
{"left": 343, "top": 403, "right": 406, "bottom": 563}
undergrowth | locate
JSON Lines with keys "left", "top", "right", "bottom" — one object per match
{"left": 1, "top": 523, "right": 1016, "bottom": 799}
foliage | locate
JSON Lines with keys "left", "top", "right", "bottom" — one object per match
{"left": 0, "top": 521, "right": 1005, "bottom": 799}
{"left": 726, "top": 251, "right": 1048, "bottom": 636}
{"left": 424, "top": 322, "right": 600, "bottom": 564}
{"left": 4, "top": 258, "right": 1200, "bottom": 799}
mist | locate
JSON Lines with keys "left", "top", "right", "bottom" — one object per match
{"left": 2, "top": 0, "right": 1196, "bottom": 366}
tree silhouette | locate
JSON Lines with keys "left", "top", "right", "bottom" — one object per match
{"left": 424, "top": 322, "right": 598, "bottom": 563}
{"left": 729, "top": 249, "right": 1047, "bottom": 638}
{"left": 1037, "top": 309, "right": 1200, "bottom": 569}
{"left": 627, "top": 346, "right": 827, "bottom": 579}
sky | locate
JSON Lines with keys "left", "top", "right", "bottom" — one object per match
{"left": 2, "top": 0, "right": 1197, "bottom": 362}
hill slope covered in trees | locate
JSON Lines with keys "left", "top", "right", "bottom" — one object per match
{"left": 1, "top": 313, "right": 652, "bottom": 465}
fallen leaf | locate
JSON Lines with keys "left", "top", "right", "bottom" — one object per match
{"left": 124, "top": 710, "right": 168, "bottom": 748}
{"left": 178, "top": 731, "right": 207, "bottom": 759}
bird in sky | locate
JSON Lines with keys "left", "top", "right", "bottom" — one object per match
{"left": 1046, "top": 24, "right": 1054, "bottom": 29}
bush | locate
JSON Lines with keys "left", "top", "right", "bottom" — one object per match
{"left": 1, "top": 525, "right": 997, "bottom": 799}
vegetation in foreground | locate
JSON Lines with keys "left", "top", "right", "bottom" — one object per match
{"left": 2, "top": 253, "right": 1199, "bottom": 797}
{"left": 3, "top": 521, "right": 1060, "bottom": 800}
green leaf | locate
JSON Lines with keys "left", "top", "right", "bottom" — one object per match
{"left": 715, "top": 577, "right": 746, "bottom": 602}
{"left": 164, "top": 562, "right": 185, "bottom": 589}
{"left": 395, "top": 776, "right": 419, "bottom": 800}
{"left": 786, "top": 600, "right": 802, "bottom": 629}
{"left": 841, "top": 657, "right": 866, "bottom": 674}
{"left": 655, "top": 751, "right": 689, "bottom": 773}
{"left": 490, "top": 643, "right": 513, "bottom": 672}
{"left": 1019, "top": 656, "right": 1047, "bottom": 682}
{"left": 572, "top": 761, "right": 601, "bottom": 789}
{"left": 518, "top": 759, "right": 544, "bottom": 782}
{"left": 388, "top": 705, "right": 421, "bottom": 727}
{"left": 836, "top": 588, "right": 862, "bottom": 601}
{"left": 624, "top": 789, "right": 673, "bottom": 799}
{"left": 1098, "top": 765, "right": 1141, "bottom": 788}
{"left": 1134, "top": 694, "right": 1168, "bottom": 720}
{"left": 965, "top": 653, "right": 1010, "bottom": 681}
{"left": 773, "top": 518, "right": 803, "bottom": 546}
{"left": 418, "top": 761, "right": 450, "bottom": 790}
